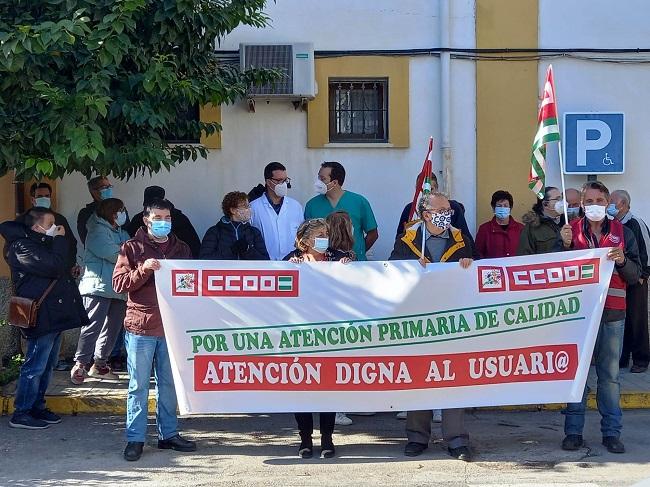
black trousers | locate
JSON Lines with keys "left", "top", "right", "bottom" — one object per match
{"left": 620, "top": 280, "right": 650, "bottom": 368}
{"left": 294, "top": 412, "right": 335, "bottom": 438}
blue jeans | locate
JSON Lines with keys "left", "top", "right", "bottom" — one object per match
{"left": 13, "top": 332, "right": 62, "bottom": 415}
{"left": 563, "top": 317, "right": 625, "bottom": 438}
{"left": 125, "top": 331, "right": 178, "bottom": 442}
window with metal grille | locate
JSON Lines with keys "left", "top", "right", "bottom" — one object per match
{"left": 162, "top": 104, "right": 200, "bottom": 144}
{"left": 328, "top": 78, "right": 388, "bottom": 143}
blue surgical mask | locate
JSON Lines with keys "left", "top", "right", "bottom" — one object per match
{"left": 150, "top": 220, "right": 172, "bottom": 238}
{"left": 99, "top": 187, "right": 113, "bottom": 200}
{"left": 313, "top": 237, "right": 329, "bottom": 253}
{"left": 494, "top": 207, "right": 510, "bottom": 220}
{"left": 34, "top": 197, "right": 51, "bottom": 209}
{"left": 606, "top": 203, "right": 618, "bottom": 218}
{"left": 116, "top": 211, "right": 127, "bottom": 227}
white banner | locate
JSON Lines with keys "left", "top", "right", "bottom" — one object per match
{"left": 155, "top": 249, "right": 613, "bottom": 415}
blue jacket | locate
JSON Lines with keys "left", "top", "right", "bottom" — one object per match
{"left": 0, "top": 221, "right": 89, "bottom": 338}
{"left": 78, "top": 214, "right": 130, "bottom": 300}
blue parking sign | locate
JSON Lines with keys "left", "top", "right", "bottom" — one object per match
{"left": 564, "top": 113, "right": 625, "bottom": 174}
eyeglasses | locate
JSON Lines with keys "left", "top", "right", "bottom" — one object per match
{"left": 95, "top": 184, "right": 113, "bottom": 191}
{"left": 236, "top": 205, "right": 251, "bottom": 210}
{"left": 424, "top": 208, "right": 454, "bottom": 217}
{"left": 268, "top": 177, "right": 291, "bottom": 185}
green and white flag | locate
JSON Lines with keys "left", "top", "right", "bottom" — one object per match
{"left": 529, "top": 65, "right": 561, "bottom": 199}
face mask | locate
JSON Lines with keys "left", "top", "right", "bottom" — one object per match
{"left": 553, "top": 200, "right": 565, "bottom": 215}
{"left": 567, "top": 207, "right": 580, "bottom": 219}
{"left": 606, "top": 203, "right": 618, "bottom": 218}
{"left": 273, "top": 182, "right": 288, "bottom": 198}
{"left": 313, "top": 237, "right": 329, "bottom": 253}
{"left": 430, "top": 212, "right": 452, "bottom": 230}
{"left": 116, "top": 211, "right": 127, "bottom": 226}
{"left": 35, "top": 197, "right": 51, "bottom": 209}
{"left": 584, "top": 204, "right": 607, "bottom": 222}
{"left": 99, "top": 187, "right": 113, "bottom": 200}
{"left": 236, "top": 208, "right": 252, "bottom": 222}
{"left": 494, "top": 207, "right": 510, "bottom": 220}
{"left": 150, "top": 220, "right": 172, "bottom": 238}
{"left": 45, "top": 224, "right": 57, "bottom": 237}
{"left": 314, "top": 179, "right": 329, "bottom": 195}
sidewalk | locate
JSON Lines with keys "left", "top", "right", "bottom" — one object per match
{"left": 1, "top": 367, "right": 650, "bottom": 415}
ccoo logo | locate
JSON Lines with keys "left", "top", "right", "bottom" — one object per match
{"left": 172, "top": 269, "right": 299, "bottom": 297}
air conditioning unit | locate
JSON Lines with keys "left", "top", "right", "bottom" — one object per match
{"left": 240, "top": 42, "right": 316, "bottom": 101}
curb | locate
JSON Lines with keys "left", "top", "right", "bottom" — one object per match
{"left": 2, "top": 392, "right": 650, "bottom": 415}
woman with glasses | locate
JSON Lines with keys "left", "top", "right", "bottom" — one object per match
{"left": 199, "top": 191, "right": 269, "bottom": 260}
{"left": 72, "top": 198, "right": 130, "bottom": 384}
{"left": 517, "top": 186, "right": 566, "bottom": 255}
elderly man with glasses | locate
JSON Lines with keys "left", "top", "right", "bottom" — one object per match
{"left": 389, "top": 192, "right": 479, "bottom": 461}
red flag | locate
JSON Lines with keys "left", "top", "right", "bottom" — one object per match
{"left": 407, "top": 137, "right": 434, "bottom": 221}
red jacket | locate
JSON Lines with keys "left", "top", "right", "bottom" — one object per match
{"left": 113, "top": 228, "right": 191, "bottom": 336}
{"left": 475, "top": 217, "right": 524, "bottom": 259}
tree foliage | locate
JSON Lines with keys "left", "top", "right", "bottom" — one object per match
{"left": 0, "top": 0, "right": 278, "bottom": 180}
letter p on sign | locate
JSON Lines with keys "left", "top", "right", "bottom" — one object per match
{"left": 564, "top": 113, "right": 624, "bottom": 174}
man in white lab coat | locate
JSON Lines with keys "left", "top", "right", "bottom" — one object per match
{"left": 250, "top": 162, "right": 304, "bottom": 260}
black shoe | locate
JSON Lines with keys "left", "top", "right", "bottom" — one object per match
{"left": 9, "top": 413, "right": 49, "bottom": 430}
{"left": 630, "top": 364, "right": 648, "bottom": 373}
{"left": 404, "top": 442, "right": 428, "bottom": 457}
{"left": 158, "top": 434, "right": 197, "bottom": 452}
{"left": 602, "top": 436, "right": 625, "bottom": 454}
{"left": 124, "top": 442, "right": 144, "bottom": 461}
{"left": 321, "top": 436, "right": 335, "bottom": 459}
{"left": 448, "top": 446, "right": 472, "bottom": 461}
{"left": 30, "top": 408, "right": 61, "bottom": 424}
{"left": 561, "top": 434, "right": 584, "bottom": 451}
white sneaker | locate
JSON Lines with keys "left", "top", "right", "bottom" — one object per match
{"left": 396, "top": 411, "right": 408, "bottom": 420}
{"left": 87, "top": 364, "right": 119, "bottom": 381}
{"left": 432, "top": 409, "right": 442, "bottom": 423}
{"left": 335, "top": 412, "right": 353, "bottom": 426}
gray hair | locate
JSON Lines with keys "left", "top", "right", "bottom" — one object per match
{"left": 417, "top": 191, "right": 449, "bottom": 216}
{"left": 612, "top": 189, "right": 631, "bottom": 206}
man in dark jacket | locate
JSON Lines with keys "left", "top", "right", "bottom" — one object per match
{"left": 611, "top": 189, "right": 650, "bottom": 373}
{"left": 77, "top": 176, "right": 130, "bottom": 244}
{"left": 517, "top": 186, "right": 564, "bottom": 255}
{"left": 560, "top": 181, "right": 641, "bottom": 454}
{"left": 389, "top": 192, "right": 477, "bottom": 462}
{"left": 0, "top": 209, "right": 88, "bottom": 430}
{"left": 113, "top": 198, "right": 196, "bottom": 462}
{"left": 126, "top": 186, "right": 201, "bottom": 258}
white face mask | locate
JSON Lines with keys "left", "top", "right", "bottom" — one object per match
{"left": 584, "top": 204, "right": 607, "bottom": 222}
{"left": 45, "top": 224, "right": 57, "bottom": 237}
{"left": 314, "top": 179, "right": 329, "bottom": 195}
{"left": 554, "top": 200, "right": 566, "bottom": 215}
{"left": 273, "top": 181, "right": 289, "bottom": 198}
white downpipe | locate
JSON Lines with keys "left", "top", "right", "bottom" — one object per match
{"left": 440, "top": 0, "right": 452, "bottom": 196}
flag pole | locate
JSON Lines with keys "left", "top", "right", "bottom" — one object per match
{"left": 421, "top": 137, "right": 434, "bottom": 260}
{"left": 549, "top": 65, "right": 569, "bottom": 224}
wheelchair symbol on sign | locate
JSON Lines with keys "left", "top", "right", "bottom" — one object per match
{"left": 602, "top": 153, "right": 614, "bottom": 166}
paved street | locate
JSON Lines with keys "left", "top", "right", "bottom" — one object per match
{"left": 1, "top": 410, "right": 649, "bottom": 486}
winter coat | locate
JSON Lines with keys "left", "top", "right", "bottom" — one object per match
{"left": 475, "top": 217, "right": 524, "bottom": 259}
{"left": 389, "top": 221, "right": 478, "bottom": 263}
{"left": 78, "top": 213, "right": 130, "bottom": 300}
{"left": 282, "top": 248, "right": 353, "bottom": 262}
{"left": 112, "top": 228, "right": 192, "bottom": 337}
{"left": 15, "top": 209, "right": 77, "bottom": 271}
{"left": 199, "top": 217, "right": 269, "bottom": 261}
{"left": 516, "top": 211, "right": 563, "bottom": 256}
{"left": 126, "top": 205, "right": 201, "bottom": 258}
{"left": 0, "top": 221, "right": 89, "bottom": 338}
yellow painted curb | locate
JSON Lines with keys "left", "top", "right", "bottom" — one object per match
{"left": 1, "top": 391, "right": 650, "bottom": 416}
